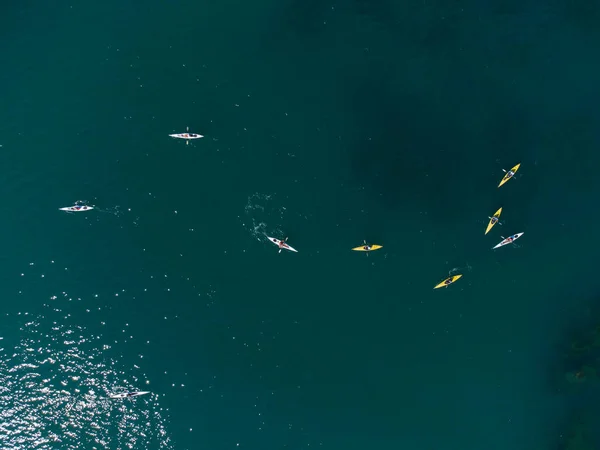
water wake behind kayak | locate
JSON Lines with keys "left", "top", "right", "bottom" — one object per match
{"left": 241, "top": 192, "right": 286, "bottom": 242}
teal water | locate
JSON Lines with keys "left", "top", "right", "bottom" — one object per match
{"left": 2, "top": 0, "right": 600, "bottom": 449}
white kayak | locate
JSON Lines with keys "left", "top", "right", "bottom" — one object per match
{"left": 493, "top": 232, "right": 524, "bottom": 249}
{"left": 109, "top": 391, "right": 150, "bottom": 399}
{"left": 59, "top": 205, "right": 94, "bottom": 212}
{"left": 169, "top": 132, "right": 203, "bottom": 140}
{"left": 267, "top": 237, "right": 298, "bottom": 253}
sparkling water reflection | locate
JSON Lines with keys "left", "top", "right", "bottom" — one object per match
{"left": 0, "top": 311, "right": 173, "bottom": 449}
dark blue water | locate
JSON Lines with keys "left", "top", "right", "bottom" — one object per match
{"left": 1, "top": 0, "right": 600, "bottom": 449}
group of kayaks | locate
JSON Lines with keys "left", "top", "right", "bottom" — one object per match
{"left": 487, "top": 163, "right": 524, "bottom": 248}
{"left": 485, "top": 207, "right": 525, "bottom": 249}
{"left": 59, "top": 151, "right": 521, "bottom": 295}
{"left": 434, "top": 163, "right": 524, "bottom": 289}
{"left": 58, "top": 128, "right": 204, "bottom": 212}
{"left": 58, "top": 138, "right": 519, "bottom": 398}
{"left": 61, "top": 128, "right": 203, "bottom": 402}
{"left": 268, "top": 163, "right": 524, "bottom": 291}
{"left": 267, "top": 237, "right": 381, "bottom": 254}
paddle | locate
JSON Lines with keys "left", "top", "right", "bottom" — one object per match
{"left": 488, "top": 217, "right": 503, "bottom": 226}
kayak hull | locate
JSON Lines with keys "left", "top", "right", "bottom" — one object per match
{"left": 352, "top": 244, "right": 383, "bottom": 252}
{"left": 485, "top": 207, "right": 502, "bottom": 235}
{"left": 169, "top": 133, "right": 203, "bottom": 139}
{"left": 267, "top": 236, "right": 298, "bottom": 252}
{"left": 109, "top": 391, "right": 150, "bottom": 399}
{"left": 492, "top": 232, "right": 524, "bottom": 249}
{"left": 498, "top": 163, "right": 521, "bottom": 187}
{"left": 59, "top": 206, "right": 94, "bottom": 212}
{"left": 434, "top": 274, "right": 462, "bottom": 289}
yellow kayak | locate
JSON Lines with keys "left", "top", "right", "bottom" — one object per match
{"left": 433, "top": 274, "right": 462, "bottom": 289}
{"left": 352, "top": 244, "right": 382, "bottom": 252}
{"left": 485, "top": 207, "right": 502, "bottom": 235}
{"left": 498, "top": 163, "right": 521, "bottom": 187}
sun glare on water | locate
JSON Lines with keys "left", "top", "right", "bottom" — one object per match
{"left": 0, "top": 311, "right": 174, "bottom": 450}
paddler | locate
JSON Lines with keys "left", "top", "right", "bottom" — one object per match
{"left": 278, "top": 238, "right": 288, "bottom": 250}
{"left": 444, "top": 278, "right": 453, "bottom": 286}
{"left": 362, "top": 240, "right": 372, "bottom": 251}
{"left": 126, "top": 392, "right": 141, "bottom": 398}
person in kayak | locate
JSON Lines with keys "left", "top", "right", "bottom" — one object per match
{"left": 490, "top": 216, "right": 498, "bottom": 224}
{"left": 444, "top": 278, "right": 453, "bottom": 285}
{"left": 278, "top": 238, "right": 288, "bottom": 249}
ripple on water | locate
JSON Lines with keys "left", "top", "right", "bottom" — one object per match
{"left": 241, "top": 192, "right": 288, "bottom": 242}
{"left": 0, "top": 313, "right": 173, "bottom": 450}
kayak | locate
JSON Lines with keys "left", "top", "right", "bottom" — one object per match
{"left": 169, "top": 133, "right": 203, "bottom": 139}
{"left": 352, "top": 244, "right": 382, "bottom": 252}
{"left": 267, "top": 236, "right": 298, "bottom": 253}
{"left": 492, "top": 232, "right": 524, "bottom": 249}
{"left": 59, "top": 205, "right": 93, "bottom": 212}
{"left": 434, "top": 274, "right": 462, "bottom": 289}
{"left": 498, "top": 163, "right": 521, "bottom": 187}
{"left": 485, "top": 207, "right": 502, "bottom": 235}
{"left": 109, "top": 391, "right": 150, "bottom": 399}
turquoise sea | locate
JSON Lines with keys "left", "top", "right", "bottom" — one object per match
{"left": 2, "top": 0, "right": 600, "bottom": 449}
